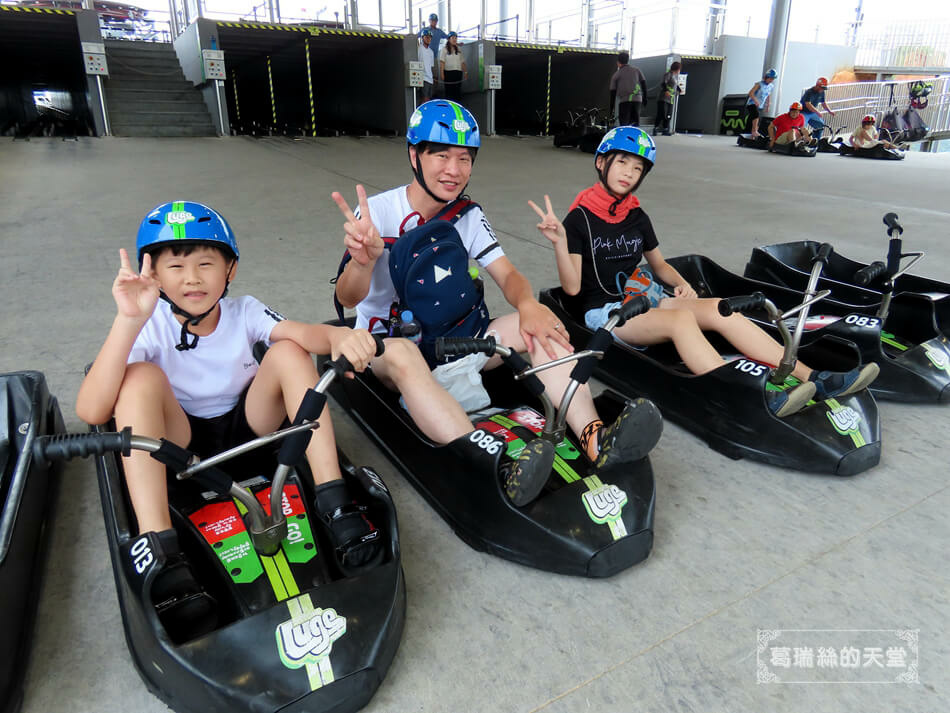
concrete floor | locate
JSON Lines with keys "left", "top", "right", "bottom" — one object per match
{"left": 2, "top": 132, "right": 948, "bottom": 713}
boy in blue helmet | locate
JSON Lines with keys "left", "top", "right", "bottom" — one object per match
{"left": 746, "top": 68, "right": 777, "bottom": 138}
{"left": 332, "top": 100, "right": 663, "bottom": 506}
{"left": 77, "top": 201, "right": 384, "bottom": 635}
{"left": 530, "top": 126, "right": 878, "bottom": 417}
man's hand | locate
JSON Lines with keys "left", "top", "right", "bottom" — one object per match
{"left": 331, "top": 185, "right": 384, "bottom": 267}
{"left": 112, "top": 248, "right": 159, "bottom": 323}
{"left": 517, "top": 299, "right": 573, "bottom": 361}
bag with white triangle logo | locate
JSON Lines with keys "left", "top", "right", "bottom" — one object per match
{"left": 388, "top": 212, "right": 491, "bottom": 367}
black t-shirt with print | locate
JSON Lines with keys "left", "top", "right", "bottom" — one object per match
{"left": 563, "top": 205, "right": 659, "bottom": 313}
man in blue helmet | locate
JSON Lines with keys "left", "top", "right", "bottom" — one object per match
{"left": 331, "top": 100, "right": 662, "bottom": 506}
{"left": 418, "top": 12, "right": 447, "bottom": 57}
{"left": 77, "top": 201, "right": 385, "bottom": 638}
{"left": 745, "top": 68, "right": 777, "bottom": 138}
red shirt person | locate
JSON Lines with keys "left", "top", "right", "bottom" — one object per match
{"left": 768, "top": 102, "right": 813, "bottom": 148}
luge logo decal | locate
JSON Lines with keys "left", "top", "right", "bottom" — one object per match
{"left": 923, "top": 343, "right": 949, "bottom": 371}
{"left": 827, "top": 405, "right": 861, "bottom": 434}
{"left": 166, "top": 210, "right": 195, "bottom": 225}
{"left": 582, "top": 482, "right": 628, "bottom": 523}
{"left": 277, "top": 607, "right": 347, "bottom": 669}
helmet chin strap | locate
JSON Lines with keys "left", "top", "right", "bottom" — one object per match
{"left": 160, "top": 284, "right": 230, "bottom": 351}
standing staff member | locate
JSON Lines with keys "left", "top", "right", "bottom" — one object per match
{"left": 418, "top": 29, "right": 435, "bottom": 104}
{"left": 418, "top": 13, "right": 447, "bottom": 56}
{"left": 609, "top": 51, "right": 648, "bottom": 126}
{"left": 654, "top": 61, "right": 682, "bottom": 136}
{"left": 439, "top": 32, "right": 467, "bottom": 103}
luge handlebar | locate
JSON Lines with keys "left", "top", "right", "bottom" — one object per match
{"left": 718, "top": 292, "right": 766, "bottom": 317}
{"left": 34, "top": 427, "right": 133, "bottom": 463}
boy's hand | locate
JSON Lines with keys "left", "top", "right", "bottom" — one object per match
{"left": 673, "top": 283, "right": 697, "bottom": 299}
{"left": 112, "top": 248, "right": 159, "bottom": 323}
{"left": 332, "top": 185, "right": 384, "bottom": 267}
{"left": 518, "top": 299, "right": 573, "bottom": 361}
{"left": 329, "top": 326, "right": 378, "bottom": 376}
{"left": 528, "top": 195, "right": 567, "bottom": 247}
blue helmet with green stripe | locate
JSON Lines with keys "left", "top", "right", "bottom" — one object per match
{"left": 136, "top": 201, "right": 239, "bottom": 266}
{"left": 407, "top": 100, "right": 480, "bottom": 149}
{"left": 595, "top": 126, "right": 656, "bottom": 167}
{"left": 406, "top": 101, "right": 480, "bottom": 203}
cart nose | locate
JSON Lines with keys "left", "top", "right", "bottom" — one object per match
{"left": 835, "top": 442, "right": 882, "bottom": 476}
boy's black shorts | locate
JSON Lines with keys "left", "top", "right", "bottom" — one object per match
{"left": 185, "top": 386, "right": 274, "bottom": 479}
{"left": 746, "top": 104, "right": 760, "bottom": 120}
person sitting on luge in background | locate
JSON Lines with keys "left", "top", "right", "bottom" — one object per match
{"left": 654, "top": 61, "right": 682, "bottom": 137}
{"left": 801, "top": 77, "right": 835, "bottom": 143}
{"left": 850, "top": 115, "right": 898, "bottom": 150}
{"left": 745, "top": 68, "right": 777, "bottom": 138}
{"left": 531, "top": 126, "right": 879, "bottom": 418}
{"left": 76, "top": 202, "right": 385, "bottom": 638}
{"left": 332, "top": 101, "right": 663, "bottom": 507}
{"left": 768, "top": 102, "right": 813, "bottom": 150}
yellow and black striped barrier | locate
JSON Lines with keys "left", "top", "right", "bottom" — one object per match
{"left": 266, "top": 55, "right": 277, "bottom": 127}
{"left": 304, "top": 37, "right": 315, "bottom": 137}
{"left": 0, "top": 5, "right": 74, "bottom": 13}
{"left": 545, "top": 55, "right": 551, "bottom": 136}
{"left": 215, "top": 21, "right": 400, "bottom": 39}
{"left": 680, "top": 54, "right": 724, "bottom": 61}
{"left": 231, "top": 68, "right": 241, "bottom": 123}
{"left": 217, "top": 21, "right": 306, "bottom": 32}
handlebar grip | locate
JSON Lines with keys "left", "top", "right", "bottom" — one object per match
{"left": 434, "top": 336, "right": 497, "bottom": 362}
{"left": 854, "top": 260, "right": 886, "bottom": 286}
{"left": 718, "top": 292, "right": 766, "bottom": 317}
{"left": 814, "top": 243, "right": 833, "bottom": 264}
{"left": 883, "top": 212, "right": 903, "bottom": 236}
{"left": 613, "top": 295, "right": 651, "bottom": 326}
{"left": 332, "top": 334, "right": 385, "bottom": 374}
{"left": 34, "top": 427, "right": 132, "bottom": 463}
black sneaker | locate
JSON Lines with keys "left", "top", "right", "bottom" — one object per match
{"left": 810, "top": 363, "right": 880, "bottom": 400}
{"left": 594, "top": 398, "right": 663, "bottom": 470}
{"left": 766, "top": 381, "right": 816, "bottom": 417}
{"left": 314, "top": 480, "right": 384, "bottom": 577}
{"left": 148, "top": 530, "right": 218, "bottom": 643}
{"left": 504, "top": 439, "right": 555, "bottom": 507}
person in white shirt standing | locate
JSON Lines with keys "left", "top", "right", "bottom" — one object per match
{"left": 418, "top": 29, "right": 435, "bottom": 104}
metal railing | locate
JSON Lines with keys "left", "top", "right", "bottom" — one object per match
{"left": 817, "top": 76, "right": 950, "bottom": 139}
{"left": 855, "top": 20, "right": 950, "bottom": 69}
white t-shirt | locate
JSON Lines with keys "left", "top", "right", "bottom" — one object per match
{"left": 127, "top": 295, "right": 284, "bottom": 418}
{"left": 352, "top": 185, "right": 504, "bottom": 330}
{"left": 418, "top": 43, "right": 434, "bottom": 83}
{"left": 440, "top": 46, "right": 463, "bottom": 72}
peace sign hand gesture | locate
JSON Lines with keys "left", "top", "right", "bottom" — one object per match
{"left": 528, "top": 195, "right": 567, "bottom": 247}
{"left": 112, "top": 248, "right": 160, "bottom": 323}
{"left": 331, "top": 185, "right": 384, "bottom": 267}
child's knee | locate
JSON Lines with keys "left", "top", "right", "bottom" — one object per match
{"left": 262, "top": 339, "right": 315, "bottom": 370}
{"left": 667, "top": 308, "right": 700, "bottom": 334}
{"left": 380, "top": 338, "right": 428, "bottom": 381}
{"left": 118, "top": 362, "right": 169, "bottom": 399}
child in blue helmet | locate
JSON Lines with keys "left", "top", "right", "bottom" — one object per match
{"left": 530, "top": 126, "right": 879, "bottom": 417}
{"left": 332, "top": 100, "right": 662, "bottom": 506}
{"left": 746, "top": 68, "right": 777, "bottom": 138}
{"left": 77, "top": 201, "right": 384, "bottom": 636}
